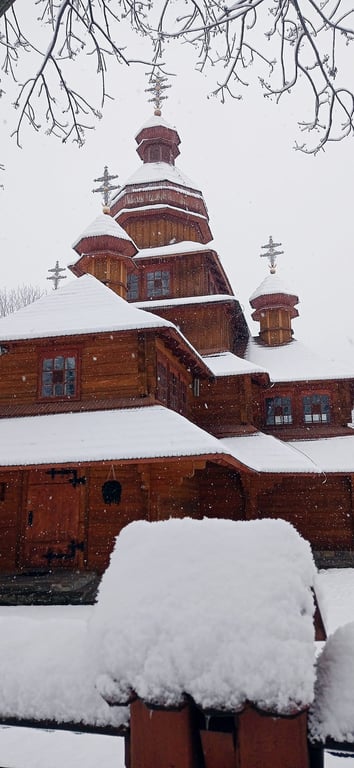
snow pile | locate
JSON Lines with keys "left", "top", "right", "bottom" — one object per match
{"left": 91, "top": 518, "right": 316, "bottom": 713}
{"left": 315, "top": 569, "right": 354, "bottom": 636}
{"left": 310, "top": 622, "right": 354, "bottom": 743}
{"left": 0, "top": 608, "right": 127, "bottom": 727}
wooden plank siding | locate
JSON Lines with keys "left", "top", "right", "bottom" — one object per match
{"left": 192, "top": 375, "right": 256, "bottom": 437}
{"left": 256, "top": 475, "right": 353, "bottom": 549}
{"left": 131, "top": 252, "right": 232, "bottom": 301}
{"left": 124, "top": 216, "right": 203, "bottom": 249}
{"left": 0, "top": 331, "right": 196, "bottom": 412}
{"left": 144, "top": 303, "right": 243, "bottom": 356}
{"left": 0, "top": 471, "right": 22, "bottom": 571}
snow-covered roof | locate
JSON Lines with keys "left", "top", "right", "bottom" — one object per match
{"left": 93, "top": 517, "right": 316, "bottom": 713}
{"left": 135, "top": 114, "right": 177, "bottom": 135}
{"left": 245, "top": 337, "right": 354, "bottom": 382}
{"left": 290, "top": 435, "right": 354, "bottom": 473}
{"left": 0, "top": 406, "right": 227, "bottom": 467}
{"left": 222, "top": 432, "right": 320, "bottom": 473}
{"left": 134, "top": 294, "right": 238, "bottom": 310}
{"left": 134, "top": 240, "right": 214, "bottom": 260}
{"left": 72, "top": 213, "right": 133, "bottom": 250}
{"left": 117, "top": 203, "right": 208, "bottom": 221}
{"left": 112, "top": 162, "right": 199, "bottom": 196}
{"left": 0, "top": 275, "right": 173, "bottom": 342}
{"left": 249, "top": 273, "right": 299, "bottom": 303}
{"left": 203, "top": 352, "right": 266, "bottom": 377}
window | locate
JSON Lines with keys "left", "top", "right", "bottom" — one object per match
{"left": 40, "top": 354, "right": 77, "bottom": 398}
{"left": 156, "top": 359, "right": 187, "bottom": 415}
{"left": 127, "top": 273, "right": 139, "bottom": 301}
{"left": 303, "top": 394, "right": 330, "bottom": 423}
{"left": 147, "top": 270, "right": 170, "bottom": 298}
{"left": 157, "top": 362, "right": 168, "bottom": 403}
{"left": 266, "top": 396, "right": 293, "bottom": 425}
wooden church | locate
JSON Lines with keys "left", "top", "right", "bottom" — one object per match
{"left": 0, "top": 82, "right": 353, "bottom": 605}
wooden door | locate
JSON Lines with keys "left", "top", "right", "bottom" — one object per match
{"left": 22, "top": 472, "right": 83, "bottom": 569}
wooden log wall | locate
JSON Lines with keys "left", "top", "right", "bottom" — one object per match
{"left": 256, "top": 475, "right": 353, "bottom": 549}
{"left": 0, "top": 332, "right": 146, "bottom": 406}
{"left": 0, "top": 331, "right": 196, "bottom": 411}
{"left": 192, "top": 375, "right": 255, "bottom": 436}
{"left": 198, "top": 464, "right": 246, "bottom": 520}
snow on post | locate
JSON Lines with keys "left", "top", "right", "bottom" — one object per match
{"left": 92, "top": 517, "right": 316, "bottom": 714}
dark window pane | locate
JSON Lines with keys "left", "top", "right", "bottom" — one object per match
{"left": 43, "top": 359, "right": 53, "bottom": 371}
{"left": 54, "top": 356, "right": 64, "bottom": 370}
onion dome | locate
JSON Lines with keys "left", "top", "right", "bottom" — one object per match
{"left": 69, "top": 211, "right": 138, "bottom": 299}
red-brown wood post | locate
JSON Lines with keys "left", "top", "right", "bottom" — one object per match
{"left": 129, "top": 698, "right": 202, "bottom": 768}
{"left": 236, "top": 707, "right": 310, "bottom": 768}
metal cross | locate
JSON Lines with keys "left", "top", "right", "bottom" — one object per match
{"left": 92, "top": 166, "right": 120, "bottom": 206}
{"left": 47, "top": 261, "right": 67, "bottom": 290}
{"left": 145, "top": 73, "right": 171, "bottom": 115}
{"left": 260, "top": 235, "right": 284, "bottom": 274}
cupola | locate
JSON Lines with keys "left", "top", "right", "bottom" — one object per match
{"left": 70, "top": 209, "right": 137, "bottom": 300}
{"left": 109, "top": 75, "right": 212, "bottom": 248}
{"left": 249, "top": 237, "right": 299, "bottom": 346}
{"left": 135, "top": 114, "right": 181, "bottom": 165}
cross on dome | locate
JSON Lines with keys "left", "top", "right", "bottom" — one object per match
{"left": 47, "top": 261, "right": 67, "bottom": 290}
{"left": 92, "top": 166, "right": 120, "bottom": 207}
{"left": 145, "top": 73, "right": 171, "bottom": 116}
{"left": 260, "top": 235, "right": 284, "bottom": 274}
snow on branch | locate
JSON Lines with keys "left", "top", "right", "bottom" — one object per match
{"left": 1, "top": 0, "right": 354, "bottom": 152}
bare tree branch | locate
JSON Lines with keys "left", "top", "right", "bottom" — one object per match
{"left": 0, "top": 284, "right": 45, "bottom": 316}
{"left": 1, "top": 0, "right": 354, "bottom": 154}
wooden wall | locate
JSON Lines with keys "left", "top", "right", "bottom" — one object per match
{"left": 0, "top": 461, "right": 354, "bottom": 574}
{"left": 0, "top": 331, "right": 195, "bottom": 412}
{"left": 123, "top": 216, "right": 203, "bottom": 249}
{"left": 131, "top": 253, "right": 231, "bottom": 301}
{"left": 192, "top": 376, "right": 255, "bottom": 436}
{"left": 0, "top": 471, "right": 21, "bottom": 571}
{"left": 255, "top": 475, "right": 353, "bottom": 549}
{"left": 146, "top": 303, "right": 240, "bottom": 356}
{"left": 114, "top": 187, "right": 207, "bottom": 218}
{"left": 252, "top": 379, "right": 353, "bottom": 434}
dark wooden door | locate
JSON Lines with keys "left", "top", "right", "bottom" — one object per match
{"left": 22, "top": 472, "right": 83, "bottom": 569}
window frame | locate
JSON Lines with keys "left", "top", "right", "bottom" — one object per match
{"left": 265, "top": 395, "right": 293, "bottom": 426}
{"left": 156, "top": 356, "right": 188, "bottom": 415}
{"left": 302, "top": 393, "right": 331, "bottom": 424}
{"left": 146, "top": 269, "right": 171, "bottom": 299}
{"left": 38, "top": 348, "right": 80, "bottom": 402}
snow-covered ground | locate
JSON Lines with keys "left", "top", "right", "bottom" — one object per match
{"left": 0, "top": 726, "right": 124, "bottom": 768}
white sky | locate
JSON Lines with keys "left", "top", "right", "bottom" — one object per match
{"left": 0, "top": 2, "right": 353, "bottom": 363}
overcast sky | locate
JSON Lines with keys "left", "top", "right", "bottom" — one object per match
{"left": 0, "top": 4, "right": 353, "bottom": 363}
